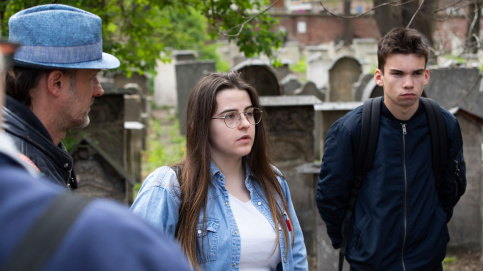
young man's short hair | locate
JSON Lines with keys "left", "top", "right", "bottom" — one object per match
{"left": 377, "top": 27, "right": 429, "bottom": 72}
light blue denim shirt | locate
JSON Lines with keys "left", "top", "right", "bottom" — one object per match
{"left": 131, "top": 162, "right": 308, "bottom": 271}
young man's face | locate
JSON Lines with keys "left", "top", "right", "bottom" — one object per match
{"left": 374, "top": 53, "right": 429, "bottom": 115}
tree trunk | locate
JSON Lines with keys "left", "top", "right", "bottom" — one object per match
{"left": 466, "top": 0, "right": 482, "bottom": 54}
{"left": 343, "top": 0, "right": 353, "bottom": 45}
{"left": 373, "top": 0, "right": 402, "bottom": 37}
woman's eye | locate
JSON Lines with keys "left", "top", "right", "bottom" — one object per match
{"left": 225, "top": 112, "right": 237, "bottom": 119}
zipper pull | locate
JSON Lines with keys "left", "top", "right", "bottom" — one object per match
{"left": 402, "top": 123, "right": 407, "bottom": 135}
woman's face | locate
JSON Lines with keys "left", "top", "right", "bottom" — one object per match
{"left": 209, "top": 88, "right": 255, "bottom": 162}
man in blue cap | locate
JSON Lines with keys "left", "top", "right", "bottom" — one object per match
{"left": 0, "top": 39, "right": 191, "bottom": 271}
{"left": 3, "top": 4, "right": 120, "bottom": 190}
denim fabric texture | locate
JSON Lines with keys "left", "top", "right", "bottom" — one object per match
{"left": 131, "top": 162, "right": 309, "bottom": 271}
{"left": 8, "top": 4, "right": 119, "bottom": 69}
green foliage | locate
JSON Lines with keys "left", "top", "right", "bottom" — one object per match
{"left": 290, "top": 57, "right": 306, "bottom": 74}
{"left": 198, "top": 42, "right": 230, "bottom": 72}
{"left": 142, "top": 109, "right": 186, "bottom": 179}
{"left": 1, "top": 0, "right": 283, "bottom": 76}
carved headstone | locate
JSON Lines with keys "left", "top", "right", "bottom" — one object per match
{"left": 232, "top": 60, "right": 281, "bottom": 96}
{"left": 70, "top": 138, "right": 135, "bottom": 204}
{"left": 175, "top": 60, "right": 216, "bottom": 135}
{"left": 281, "top": 74, "right": 302, "bottom": 95}
{"left": 260, "top": 95, "right": 322, "bottom": 270}
{"left": 296, "top": 81, "right": 325, "bottom": 102}
{"left": 328, "top": 56, "right": 362, "bottom": 102}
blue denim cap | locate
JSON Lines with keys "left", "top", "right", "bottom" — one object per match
{"left": 8, "top": 4, "right": 120, "bottom": 69}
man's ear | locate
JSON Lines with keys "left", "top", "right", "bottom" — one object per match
{"left": 374, "top": 69, "right": 384, "bottom": 87}
{"left": 46, "top": 70, "right": 66, "bottom": 97}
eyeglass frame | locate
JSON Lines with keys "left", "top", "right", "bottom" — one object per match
{"left": 211, "top": 107, "right": 263, "bottom": 129}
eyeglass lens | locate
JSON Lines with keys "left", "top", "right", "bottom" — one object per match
{"left": 224, "top": 108, "right": 262, "bottom": 128}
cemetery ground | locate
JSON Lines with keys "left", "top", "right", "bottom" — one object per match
{"left": 138, "top": 107, "right": 480, "bottom": 271}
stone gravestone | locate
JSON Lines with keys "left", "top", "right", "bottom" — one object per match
{"left": 446, "top": 109, "right": 483, "bottom": 253}
{"left": 70, "top": 138, "right": 135, "bottom": 204}
{"left": 328, "top": 56, "right": 362, "bottom": 102}
{"left": 353, "top": 74, "right": 375, "bottom": 101}
{"left": 281, "top": 74, "right": 302, "bottom": 95}
{"left": 296, "top": 81, "right": 325, "bottom": 102}
{"left": 175, "top": 60, "right": 216, "bottom": 135}
{"left": 232, "top": 59, "right": 281, "bottom": 96}
{"left": 425, "top": 67, "right": 483, "bottom": 117}
{"left": 260, "top": 95, "right": 322, "bottom": 270}
{"left": 154, "top": 50, "right": 197, "bottom": 107}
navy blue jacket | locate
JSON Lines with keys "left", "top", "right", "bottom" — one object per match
{"left": 316, "top": 100, "right": 466, "bottom": 270}
{"left": 0, "top": 143, "right": 191, "bottom": 271}
{"left": 2, "top": 95, "right": 76, "bottom": 189}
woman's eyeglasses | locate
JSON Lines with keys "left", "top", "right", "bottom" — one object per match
{"left": 212, "top": 107, "right": 263, "bottom": 129}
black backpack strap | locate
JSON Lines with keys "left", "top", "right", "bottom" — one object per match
{"left": 339, "top": 96, "right": 382, "bottom": 271}
{"left": 1, "top": 193, "right": 92, "bottom": 271}
{"left": 420, "top": 97, "right": 448, "bottom": 189}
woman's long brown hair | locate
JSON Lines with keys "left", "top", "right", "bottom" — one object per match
{"left": 174, "top": 71, "right": 295, "bottom": 270}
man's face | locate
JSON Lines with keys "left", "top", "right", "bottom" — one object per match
{"left": 374, "top": 53, "right": 430, "bottom": 115}
{"left": 59, "top": 69, "right": 104, "bottom": 129}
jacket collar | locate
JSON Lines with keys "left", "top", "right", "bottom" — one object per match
{"left": 4, "top": 95, "right": 54, "bottom": 143}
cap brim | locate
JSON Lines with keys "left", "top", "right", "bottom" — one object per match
{"left": 14, "top": 52, "right": 120, "bottom": 70}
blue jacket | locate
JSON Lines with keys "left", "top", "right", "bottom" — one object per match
{"left": 0, "top": 133, "right": 191, "bottom": 271}
{"left": 131, "top": 163, "right": 309, "bottom": 270}
{"left": 316, "top": 100, "right": 466, "bottom": 270}
{"left": 2, "top": 95, "right": 76, "bottom": 189}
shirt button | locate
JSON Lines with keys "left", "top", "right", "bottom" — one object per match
{"left": 279, "top": 226, "right": 282, "bottom": 230}
{"left": 234, "top": 230, "right": 238, "bottom": 235}
{"left": 233, "top": 263, "right": 237, "bottom": 267}
{"left": 64, "top": 163, "right": 69, "bottom": 168}
{"left": 197, "top": 230, "right": 202, "bottom": 235}
{"left": 224, "top": 202, "right": 228, "bottom": 206}
{"left": 257, "top": 202, "right": 261, "bottom": 206}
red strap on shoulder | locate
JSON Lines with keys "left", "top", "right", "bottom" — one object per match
{"left": 17, "top": 153, "right": 41, "bottom": 172}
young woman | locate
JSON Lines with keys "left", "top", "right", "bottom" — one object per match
{"left": 131, "top": 72, "right": 308, "bottom": 270}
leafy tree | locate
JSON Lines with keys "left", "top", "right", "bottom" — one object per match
{"left": 0, "top": 0, "right": 283, "bottom": 76}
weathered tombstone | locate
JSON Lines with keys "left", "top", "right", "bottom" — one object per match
{"left": 176, "top": 60, "right": 216, "bottom": 135}
{"left": 295, "top": 81, "right": 325, "bottom": 102}
{"left": 260, "top": 95, "right": 322, "bottom": 270}
{"left": 307, "top": 51, "right": 332, "bottom": 90}
{"left": 273, "top": 62, "right": 291, "bottom": 81}
{"left": 360, "top": 79, "right": 384, "bottom": 101}
{"left": 113, "top": 72, "right": 150, "bottom": 95}
{"left": 425, "top": 67, "right": 483, "bottom": 117}
{"left": 352, "top": 38, "right": 378, "bottom": 74}
{"left": 447, "top": 109, "right": 483, "bottom": 252}
{"left": 70, "top": 138, "right": 135, "bottom": 205}
{"left": 327, "top": 56, "right": 362, "bottom": 102}
{"left": 353, "top": 74, "right": 375, "bottom": 101}
{"left": 67, "top": 86, "right": 136, "bottom": 167}
{"left": 232, "top": 59, "right": 281, "bottom": 96}
{"left": 154, "top": 50, "right": 197, "bottom": 107}
{"left": 281, "top": 74, "right": 302, "bottom": 95}
{"left": 154, "top": 58, "right": 177, "bottom": 107}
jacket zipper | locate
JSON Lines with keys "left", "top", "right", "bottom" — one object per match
{"left": 401, "top": 123, "right": 407, "bottom": 271}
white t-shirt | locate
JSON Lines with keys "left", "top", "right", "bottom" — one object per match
{"left": 229, "top": 194, "right": 281, "bottom": 271}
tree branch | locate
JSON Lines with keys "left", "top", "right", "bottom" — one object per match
{"left": 211, "top": 0, "right": 281, "bottom": 38}
{"left": 406, "top": 0, "right": 425, "bottom": 28}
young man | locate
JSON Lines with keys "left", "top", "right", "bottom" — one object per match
{"left": 3, "top": 4, "right": 120, "bottom": 190}
{"left": 0, "top": 41, "right": 191, "bottom": 271}
{"left": 316, "top": 27, "right": 466, "bottom": 270}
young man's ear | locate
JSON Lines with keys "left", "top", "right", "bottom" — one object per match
{"left": 46, "top": 70, "right": 67, "bottom": 97}
{"left": 374, "top": 69, "right": 384, "bottom": 87}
